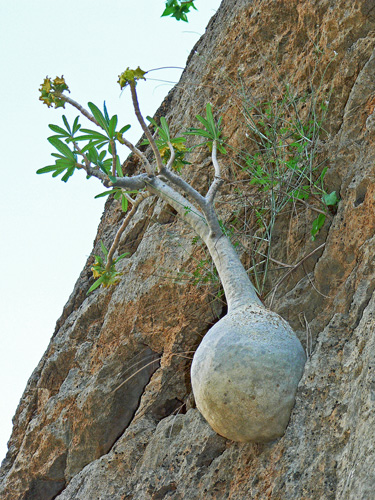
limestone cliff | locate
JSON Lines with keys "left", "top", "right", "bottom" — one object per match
{"left": 2, "top": 0, "right": 375, "bottom": 498}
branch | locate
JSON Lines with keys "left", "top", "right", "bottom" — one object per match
{"left": 56, "top": 94, "right": 99, "bottom": 127}
{"left": 158, "top": 142, "right": 222, "bottom": 237}
{"left": 129, "top": 82, "right": 164, "bottom": 172}
{"left": 105, "top": 191, "right": 152, "bottom": 271}
{"left": 146, "top": 176, "right": 209, "bottom": 239}
{"left": 206, "top": 141, "right": 224, "bottom": 204}
{"left": 111, "top": 173, "right": 150, "bottom": 190}
{"left": 159, "top": 166, "right": 206, "bottom": 212}
{"left": 117, "top": 135, "right": 153, "bottom": 176}
{"left": 165, "top": 141, "right": 176, "bottom": 171}
{"left": 73, "top": 141, "right": 109, "bottom": 183}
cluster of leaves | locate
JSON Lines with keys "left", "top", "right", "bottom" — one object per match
{"left": 95, "top": 187, "right": 138, "bottom": 212}
{"left": 37, "top": 99, "right": 130, "bottom": 182}
{"left": 143, "top": 103, "right": 227, "bottom": 170}
{"left": 162, "top": 0, "right": 197, "bottom": 22}
{"left": 186, "top": 103, "right": 227, "bottom": 154}
{"left": 88, "top": 241, "right": 129, "bottom": 294}
{"left": 143, "top": 116, "right": 189, "bottom": 171}
{"left": 39, "top": 76, "right": 69, "bottom": 108}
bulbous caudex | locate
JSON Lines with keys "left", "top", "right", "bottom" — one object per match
{"left": 191, "top": 304, "right": 306, "bottom": 442}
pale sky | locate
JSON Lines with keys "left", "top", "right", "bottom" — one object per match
{"left": 0, "top": 0, "right": 220, "bottom": 463}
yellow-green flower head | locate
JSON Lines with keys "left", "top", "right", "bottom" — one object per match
{"left": 118, "top": 67, "right": 147, "bottom": 89}
{"left": 38, "top": 75, "right": 69, "bottom": 108}
{"left": 52, "top": 75, "right": 70, "bottom": 93}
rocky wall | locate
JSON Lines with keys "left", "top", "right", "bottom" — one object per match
{"left": 1, "top": 0, "right": 375, "bottom": 498}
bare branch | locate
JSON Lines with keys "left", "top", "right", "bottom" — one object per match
{"left": 158, "top": 142, "right": 222, "bottom": 237}
{"left": 166, "top": 141, "right": 176, "bottom": 171}
{"left": 206, "top": 141, "right": 224, "bottom": 204}
{"left": 146, "top": 177, "right": 209, "bottom": 239}
{"left": 129, "top": 82, "right": 164, "bottom": 172}
{"left": 111, "top": 174, "right": 150, "bottom": 190}
{"left": 159, "top": 167, "right": 206, "bottom": 212}
{"left": 105, "top": 191, "right": 152, "bottom": 271}
{"left": 117, "top": 135, "right": 153, "bottom": 176}
{"left": 56, "top": 94, "right": 99, "bottom": 127}
{"left": 123, "top": 192, "right": 136, "bottom": 204}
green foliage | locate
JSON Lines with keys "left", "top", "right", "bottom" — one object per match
{"left": 236, "top": 73, "right": 339, "bottom": 295}
{"left": 186, "top": 103, "right": 227, "bottom": 154}
{"left": 143, "top": 116, "right": 189, "bottom": 171}
{"left": 161, "top": 0, "right": 197, "bottom": 22}
{"left": 95, "top": 187, "right": 139, "bottom": 213}
{"left": 39, "top": 76, "right": 69, "bottom": 108}
{"left": 36, "top": 115, "right": 81, "bottom": 182}
{"left": 311, "top": 188, "right": 339, "bottom": 240}
{"left": 37, "top": 99, "right": 131, "bottom": 181}
{"left": 88, "top": 241, "right": 129, "bottom": 294}
{"left": 117, "top": 67, "right": 147, "bottom": 89}
{"left": 242, "top": 89, "right": 338, "bottom": 241}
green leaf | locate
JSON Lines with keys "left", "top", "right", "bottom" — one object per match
{"left": 87, "top": 275, "right": 105, "bottom": 294}
{"left": 114, "top": 252, "right": 129, "bottom": 264}
{"left": 320, "top": 167, "right": 328, "bottom": 184}
{"left": 146, "top": 116, "right": 158, "bottom": 128}
{"left": 108, "top": 115, "right": 118, "bottom": 138}
{"left": 119, "top": 124, "right": 131, "bottom": 134}
{"left": 95, "top": 255, "right": 104, "bottom": 267}
{"left": 37, "top": 165, "right": 62, "bottom": 174}
{"left": 48, "top": 136, "right": 76, "bottom": 160}
{"left": 62, "top": 115, "right": 71, "bottom": 134}
{"left": 52, "top": 167, "right": 67, "bottom": 177}
{"left": 195, "top": 114, "right": 211, "bottom": 132}
{"left": 100, "top": 240, "right": 108, "bottom": 257}
{"left": 160, "top": 117, "right": 171, "bottom": 141}
{"left": 103, "top": 101, "right": 110, "bottom": 123}
{"left": 94, "top": 189, "right": 117, "bottom": 199}
{"left": 121, "top": 194, "right": 128, "bottom": 212}
{"left": 311, "top": 213, "right": 326, "bottom": 241}
{"left": 205, "top": 103, "right": 216, "bottom": 131}
{"left": 77, "top": 129, "right": 109, "bottom": 141}
{"left": 88, "top": 102, "right": 109, "bottom": 133}
{"left": 185, "top": 128, "right": 213, "bottom": 139}
{"left": 322, "top": 191, "right": 339, "bottom": 206}
{"left": 48, "top": 124, "right": 69, "bottom": 136}
{"left": 61, "top": 167, "right": 75, "bottom": 182}
{"left": 115, "top": 156, "right": 123, "bottom": 177}
{"left": 72, "top": 117, "right": 81, "bottom": 135}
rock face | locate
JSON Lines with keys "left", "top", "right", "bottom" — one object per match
{"left": 2, "top": 0, "right": 375, "bottom": 498}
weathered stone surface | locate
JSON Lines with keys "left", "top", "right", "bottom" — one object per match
{"left": 2, "top": 0, "right": 375, "bottom": 498}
